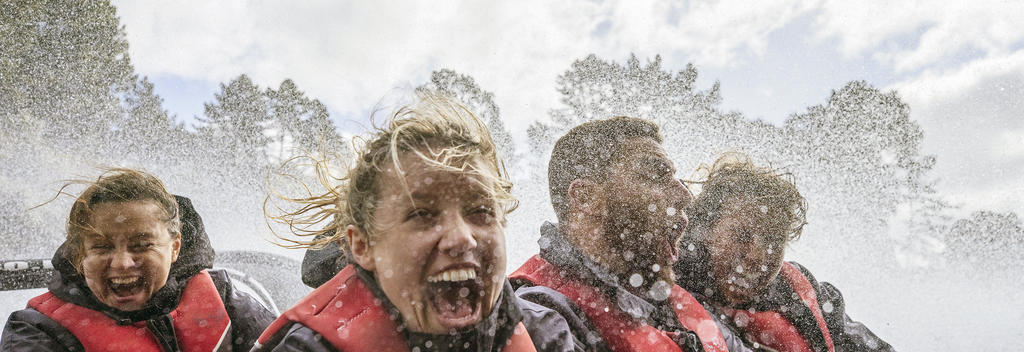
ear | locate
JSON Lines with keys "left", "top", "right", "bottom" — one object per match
{"left": 567, "top": 178, "right": 605, "bottom": 218}
{"left": 170, "top": 235, "right": 182, "bottom": 263}
{"left": 346, "top": 224, "right": 375, "bottom": 271}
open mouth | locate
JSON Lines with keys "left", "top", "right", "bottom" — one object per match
{"left": 108, "top": 276, "right": 145, "bottom": 302}
{"left": 425, "top": 267, "right": 484, "bottom": 329}
{"left": 664, "top": 222, "right": 685, "bottom": 262}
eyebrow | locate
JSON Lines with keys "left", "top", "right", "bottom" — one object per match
{"left": 407, "top": 187, "right": 493, "bottom": 204}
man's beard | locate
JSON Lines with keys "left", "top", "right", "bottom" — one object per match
{"left": 600, "top": 204, "right": 677, "bottom": 292}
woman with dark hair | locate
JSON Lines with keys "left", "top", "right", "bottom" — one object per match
{"left": 675, "top": 154, "right": 894, "bottom": 352}
{"left": 1, "top": 169, "right": 275, "bottom": 351}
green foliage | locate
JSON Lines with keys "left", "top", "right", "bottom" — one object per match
{"left": 0, "top": 0, "right": 133, "bottom": 149}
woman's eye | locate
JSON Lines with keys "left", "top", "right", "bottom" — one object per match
{"left": 466, "top": 205, "right": 496, "bottom": 225}
{"left": 405, "top": 208, "right": 433, "bottom": 221}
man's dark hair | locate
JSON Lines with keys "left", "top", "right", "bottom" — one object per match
{"left": 548, "top": 116, "right": 662, "bottom": 223}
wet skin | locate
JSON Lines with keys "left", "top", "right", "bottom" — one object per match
{"left": 600, "top": 137, "right": 692, "bottom": 287}
{"left": 705, "top": 202, "right": 786, "bottom": 306}
{"left": 348, "top": 153, "right": 507, "bottom": 334}
{"left": 81, "top": 200, "right": 181, "bottom": 311}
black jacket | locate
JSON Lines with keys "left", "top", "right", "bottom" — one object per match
{"left": 0, "top": 196, "right": 276, "bottom": 352}
{"left": 673, "top": 237, "right": 895, "bottom": 352}
{"left": 511, "top": 222, "right": 754, "bottom": 352}
{"left": 300, "top": 230, "right": 347, "bottom": 289}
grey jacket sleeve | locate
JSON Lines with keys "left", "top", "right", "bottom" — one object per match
{"left": 261, "top": 323, "right": 337, "bottom": 352}
{"left": 517, "top": 295, "right": 586, "bottom": 352}
{"left": 790, "top": 263, "right": 895, "bottom": 352}
{"left": 208, "top": 269, "right": 278, "bottom": 352}
{"left": 515, "top": 285, "right": 611, "bottom": 352}
{"left": 0, "top": 309, "right": 79, "bottom": 352}
{"left": 817, "top": 282, "right": 895, "bottom": 352}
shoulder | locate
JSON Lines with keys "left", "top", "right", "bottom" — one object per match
{"left": 516, "top": 295, "right": 585, "bottom": 352}
{"left": 204, "top": 269, "right": 277, "bottom": 350}
{"left": 255, "top": 323, "right": 337, "bottom": 352}
{"left": 515, "top": 285, "right": 607, "bottom": 352}
{"left": 1, "top": 308, "right": 80, "bottom": 352}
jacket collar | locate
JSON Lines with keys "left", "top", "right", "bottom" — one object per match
{"left": 537, "top": 221, "right": 660, "bottom": 321}
{"left": 353, "top": 264, "right": 525, "bottom": 351}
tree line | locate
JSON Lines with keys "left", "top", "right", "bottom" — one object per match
{"left": 1, "top": 0, "right": 1019, "bottom": 272}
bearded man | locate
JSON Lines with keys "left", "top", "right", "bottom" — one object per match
{"left": 511, "top": 116, "right": 751, "bottom": 352}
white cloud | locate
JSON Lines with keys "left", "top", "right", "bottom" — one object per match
{"left": 815, "top": 0, "right": 1024, "bottom": 72}
{"left": 891, "top": 49, "right": 1024, "bottom": 216}
{"left": 113, "top": 0, "right": 819, "bottom": 140}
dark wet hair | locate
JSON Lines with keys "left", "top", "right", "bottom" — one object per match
{"left": 687, "top": 153, "right": 806, "bottom": 243}
{"left": 548, "top": 116, "right": 662, "bottom": 223}
{"left": 64, "top": 168, "right": 181, "bottom": 270}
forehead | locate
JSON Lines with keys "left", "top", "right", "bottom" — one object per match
{"left": 381, "top": 153, "right": 497, "bottom": 199}
{"left": 714, "top": 201, "right": 788, "bottom": 243}
{"left": 612, "top": 137, "right": 669, "bottom": 163}
{"left": 86, "top": 201, "right": 165, "bottom": 235}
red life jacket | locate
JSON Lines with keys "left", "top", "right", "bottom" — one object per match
{"left": 720, "top": 263, "right": 835, "bottom": 352}
{"left": 28, "top": 270, "right": 231, "bottom": 352}
{"left": 510, "top": 255, "right": 729, "bottom": 352}
{"left": 256, "top": 264, "right": 537, "bottom": 352}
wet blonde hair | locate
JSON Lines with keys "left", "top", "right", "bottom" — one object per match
{"left": 269, "top": 91, "right": 516, "bottom": 250}
{"left": 687, "top": 153, "right": 806, "bottom": 243}
{"left": 57, "top": 168, "right": 181, "bottom": 271}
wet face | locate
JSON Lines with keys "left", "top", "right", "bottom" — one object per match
{"left": 600, "top": 137, "right": 691, "bottom": 285}
{"left": 705, "top": 201, "right": 786, "bottom": 306}
{"left": 81, "top": 200, "right": 181, "bottom": 311}
{"left": 350, "top": 154, "right": 507, "bottom": 334}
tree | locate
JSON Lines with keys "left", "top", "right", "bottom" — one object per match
{"left": 418, "top": 69, "right": 519, "bottom": 173}
{"left": 944, "top": 211, "right": 1024, "bottom": 271}
{"left": 0, "top": 0, "right": 134, "bottom": 150}
{"left": 198, "top": 74, "right": 272, "bottom": 181}
{"left": 113, "top": 77, "right": 190, "bottom": 166}
{"left": 538, "top": 54, "right": 950, "bottom": 268}
{"left": 266, "top": 79, "right": 346, "bottom": 162}
{"left": 783, "top": 81, "right": 948, "bottom": 262}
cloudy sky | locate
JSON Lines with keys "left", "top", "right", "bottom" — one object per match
{"left": 111, "top": 0, "right": 1024, "bottom": 218}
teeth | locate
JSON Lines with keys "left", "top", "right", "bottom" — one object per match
{"left": 110, "top": 277, "right": 139, "bottom": 285}
{"left": 427, "top": 268, "right": 477, "bottom": 283}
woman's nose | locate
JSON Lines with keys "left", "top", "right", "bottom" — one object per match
{"left": 109, "top": 250, "right": 137, "bottom": 269}
{"left": 438, "top": 213, "right": 477, "bottom": 257}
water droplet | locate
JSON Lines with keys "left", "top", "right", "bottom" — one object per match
{"left": 760, "top": 265, "right": 768, "bottom": 272}
{"left": 648, "top": 204, "right": 657, "bottom": 212}
{"left": 623, "top": 250, "right": 634, "bottom": 261}
{"left": 458, "top": 287, "right": 470, "bottom": 298}
{"left": 648, "top": 280, "right": 671, "bottom": 301}
{"left": 651, "top": 263, "right": 660, "bottom": 272}
{"left": 735, "top": 265, "right": 744, "bottom": 274}
{"left": 334, "top": 301, "right": 343, "bottom": 308}
{"left": 629, "top": 273, "right": 643, "bottom": 287}
{"left": 424, "top": 177, "right": 433, "bottom": 185}
{"left": 666, "top": 207, "right": 677, "bottom": 216}
{"left": 822, "top": 301, "right": 834, "bottom": 313}
{"left": 687, "top": 243, "right": 695, "bottom": 251}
